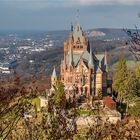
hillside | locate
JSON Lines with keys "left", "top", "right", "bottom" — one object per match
{"left": 0, "top": 28, "right": 136, "bottom": 83}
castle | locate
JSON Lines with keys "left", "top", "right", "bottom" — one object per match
{"left": 51, "top": 20, "right": 111, "bottom": 102}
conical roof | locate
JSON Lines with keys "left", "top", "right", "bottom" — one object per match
{"left": 88, "top": 46, "right": 94, "bottom": 68}
{"left": 104, "top": 50, "right": 108, "bottom": 72}
{"left": 52, "top": 67, "right": 57, "bottom": 78}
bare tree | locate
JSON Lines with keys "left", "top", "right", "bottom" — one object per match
{"left": 124, "top": 13, "right": 140, "bottom": 61}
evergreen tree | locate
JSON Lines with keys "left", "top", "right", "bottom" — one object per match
{"left": 124, "top": 71, "right": 138, "bottom": 113}
{"left": 113, "top": 59, "right": 140, "bottom": 116}
{"left": 113, "top": 58, "right": 128, "bottom": 104}
{"left": 54, "top": 81, "right": 66, "bottom": 109}
{"left": 127, "top": 63, "right": 140, "bottom": 116}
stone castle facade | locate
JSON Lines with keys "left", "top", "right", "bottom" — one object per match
{"left": 51, "top": 20, "right": 111, "bottom": 100}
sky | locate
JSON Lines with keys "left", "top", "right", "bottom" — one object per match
{"left": 0, "top": 0, "right": 140, "bottom": 31}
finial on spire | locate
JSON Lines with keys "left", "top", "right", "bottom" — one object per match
{"left": 76, "top": 9, "right": 79, "bottom": 21}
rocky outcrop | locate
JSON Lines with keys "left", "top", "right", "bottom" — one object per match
{"left": 89, "top": 31, "right": 106, "bottom": 37}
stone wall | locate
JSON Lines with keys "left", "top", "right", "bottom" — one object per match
{"left": 76, "top": 115, "right": 121, "bottom": 129}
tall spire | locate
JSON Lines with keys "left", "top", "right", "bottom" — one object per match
{"left": 52, "top": 67, "right": 57, "bottom": 78}
{"left": 88, "top": 46, "right": 94, "bottom": 68}
{"left": 104, "top": 50, "right": 108, "bottom": 72}
{"left": 69, "top": 47, "right": 73, "bottom": 66}
{"left": 87, "top": 40, "right": 90, "bottom": 53}
{"left": 73, "top": 9, "right": 83, "bottom": 44}
{"left": 76, "top": 9, "right": 79, "bottom": 22}
{"left": 71, "top": 22, "right": 73, "bottom": 32}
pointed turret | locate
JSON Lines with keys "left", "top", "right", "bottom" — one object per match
{"left": 52, "top": 67, "right": 57, "bottom": 78}
{"left": 104, "top": 50, "right": 108, "bottom": 72}
{"left": 73, "top": 20, "right": 83, "bottom": 44}
{"left": 71, "top": 23, "right": 73, "bottom": 32}
{"left": 88, "top": 46, "right": 94, "bottom": 69}
{"left": 87, "top": 40, "right": 90, "bottom": 53}
{"left": 69, "top": 47, "right": 73, "bottom": 66}
{"left": 51, "top": 67, "right": 57, "bottom": 86}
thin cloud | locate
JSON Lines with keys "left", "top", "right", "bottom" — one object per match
{"left": 79, "top": 0, "right": 114, "bottom": 5}
{"left": 1, "top": 0, "right": 140, "bottom": 10}
{"left": 79, "top": 0, "right": 140, "bottom": 5}
{"left": 118, "top": 0, "right": 140, "bottom": 5}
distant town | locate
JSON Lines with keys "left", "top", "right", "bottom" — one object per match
{"left": 0, "top": 28, "right": 135, "bottom": 80}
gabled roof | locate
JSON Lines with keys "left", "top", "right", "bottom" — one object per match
{"left": 66, "top": 48, "right": 106, "bottom": 72}
{"left": 66, "top": 53, "right": 81, "bottom": 67}
{"left": 96, "top": 54, "right": 104, "bottom": 62}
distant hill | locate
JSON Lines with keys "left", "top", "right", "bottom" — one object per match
{"left": 0, "top": 28, "right": 137, "bottom": 81}
{"left": 86, "top": 28, "right": 128, "bottom": 40}
{"left": 47, "top": 28, "right": 129, "bottom": 42}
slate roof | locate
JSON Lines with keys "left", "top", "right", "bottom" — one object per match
{"left": 66, "top": 49, "right": 106, "bottom": 72}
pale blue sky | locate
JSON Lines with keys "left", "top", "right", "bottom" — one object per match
{"left": 0, "top": 0, "right": 139, "bottom": 31}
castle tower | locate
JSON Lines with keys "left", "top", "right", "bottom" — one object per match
{"left": 71, "top": 20, "right": 87, "bottom": 53}
{"left": 51, "top": 67, "right": 57, "bottom": 86}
